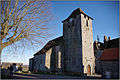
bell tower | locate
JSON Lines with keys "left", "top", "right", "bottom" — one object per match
{"left": 62, "top": 8, "right": 95, "bottom": 75}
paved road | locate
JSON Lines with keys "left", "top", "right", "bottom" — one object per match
{"left": 13, "top": 73, "right": 102, "bottom": 79}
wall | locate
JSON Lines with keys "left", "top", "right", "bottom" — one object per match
{"left": 50, "top": 45, "right": 62, "bottom": 72}
{"left": 101, "top": 60, "right": 119, "bottom": 78}
{"left": 45, "top": 48, "right": 52, "bottom": 69}
{"left": 34, "top": 54, "right": 46, "bottom": 72}
{"left": 94, "top": 50, "right": 103, "bottom": 74}
{"left": 29, "top": 58, "right": 34, "bottom": 72}
{"left": 63, "top": 14, "right": 83, "bottom": 74}
{"left": 81, "top": 13, "right": 95, "bottom": 75}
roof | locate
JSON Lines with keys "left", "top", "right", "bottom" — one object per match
{"left": 29, "top": 58, "right": 34, "bottom": 60}
{"left": 99, "top": 48, "right": 119, "bottom": 60}
{"left": 62, "top": 8, "right": 93, "bottom": 22}
{"left": 34, "top": 36, "right": 63, "bottom": 56}
{"left": 105, "top": 38, "right": 119, "bottom": 49}
{"left": 94, "top": 40, "right": 104, "bottom": 50}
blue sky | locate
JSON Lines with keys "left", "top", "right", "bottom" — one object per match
{"left": 1, "top": 1, "right": 119, "bottom": 65}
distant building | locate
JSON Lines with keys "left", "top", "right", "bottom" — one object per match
{"left": 1, "top": 62, "right": 23, "bottom": 72}
{"left": 29, "top": 8, "right": 95, "bottom": 75}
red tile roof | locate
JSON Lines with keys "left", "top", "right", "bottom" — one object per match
{"left": 99, "top": 48, "right": 119, "bottom": 60}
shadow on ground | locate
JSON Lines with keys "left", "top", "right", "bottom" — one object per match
{"left": 12, "top": 73, "right": 102, "bottom": 79}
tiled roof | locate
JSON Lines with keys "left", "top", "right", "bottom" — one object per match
{"left": 34, "top": 36, "right": 63, "bottom": 56}
{"left": 99, "top": 48, "right": 119, "bottom": 60}
{"left": 62, "top": 8, "right": 93, "bottom": 22}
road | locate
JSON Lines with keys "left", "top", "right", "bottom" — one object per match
{"left": 13, "top": 73, "right": 102, "bottom": 79}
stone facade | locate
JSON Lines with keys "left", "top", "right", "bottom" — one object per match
{"left": 50, "top": 45, "right": 62, "bottom": 72}
{"left": 81, "top": 12, "right": 95, "bottom": 75}
{"left": 29, "top": 58, "right": 34, "bottom": 72}
{"left": 62, "top": 8, "right": 95, "bottom": 75}
{"left": 99, "top": 48, "right": 119, "bottom": 79}
{"left": 30, "top": 37, "right": 63, "bottom": 73}
{"left": 33, "top": 48, "right": 53, "bottom": 72}
{"left": 29, "top": 8, "right": 95, "bottom": 75}
{"left": 45, "top": 48, "right": 52, "bottom": 69}
{"left": 94, "top": 50, "right": 103, "bottom": 74}
{"left": 62, "top": 14, "right": 83, "bottom": 74}
{"left": 33, "top": 54, "right": 46, "bottom": 72}
{"left": 101, "top": 60, "right": 119, "bottom": 78}
{"left": 94, "top": 36, "right": 119, "bottom": 75}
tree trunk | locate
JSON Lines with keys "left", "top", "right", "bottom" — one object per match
{"left": 0, "top": 38, "right": 2, "bottom": 66}
{"left": 0, "top": 48, "right": 2, "bottom": 56}
{"left": 0, "top": 40, "right": 2, "bottom": 55}
{"left": 0, "top": 41, "right": 2, "bottom": 79}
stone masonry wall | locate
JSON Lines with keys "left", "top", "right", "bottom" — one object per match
{"left": 63, "top": 14, "right": 83, "bottom": 74}
{"left": 81, "top": 13, "right": 95, "bottom": 74}
{"left": 29, "top": 58, "right": 34, "bottom": 72}
{"left": 34, "top": 54, "right": 46, "bottom": 72}
{"left": 101, "top": 60, "right": 119, "bottom": 78}
{"left": 45, "top": 48, "right": 52, "bottom": 69}
{"left": 50, "top": 45, "right": 62, "bottom": 72}
{"left": 94, "top": 50, "right": 103, "bottom": 74}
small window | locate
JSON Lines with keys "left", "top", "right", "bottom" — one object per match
{"left": 86, "top": 20, "right": 88, "bottom": 26}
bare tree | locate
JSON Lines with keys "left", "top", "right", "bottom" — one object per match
{"left": 0, "top": 0, "right": 54, "bottom": 55}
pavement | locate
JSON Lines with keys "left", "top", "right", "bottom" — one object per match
{"left": 12, "top": 73, "right": 102, "bottom": 79}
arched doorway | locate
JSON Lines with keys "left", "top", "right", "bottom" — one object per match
{"left": 87, "top": 65, "right": 91, "bottom": 75}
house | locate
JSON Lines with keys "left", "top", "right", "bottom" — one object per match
{"left": 99, "top": 48, "right": 119, "bottom": 78}
{"left": 29, "top": 8, "right": 95, "bottom": 75}
{"left": 94, "top": 40, "right": 104, "bottom": 74}
{"left": 94, "top": 36, "right": 119, "bottom": 74}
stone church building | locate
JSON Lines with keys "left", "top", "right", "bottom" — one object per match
{"left": 29, "top": 8, "right": 95, "bottom": 75}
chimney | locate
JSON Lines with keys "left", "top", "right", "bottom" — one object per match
{"left": 108, "top": 37, "right": 110, "bottom": 41}
{"left": 94, "top": 40, "right": 97, "bottom": 44}
{"left": 104, "top": 36, "right": 108, "bottom": 44}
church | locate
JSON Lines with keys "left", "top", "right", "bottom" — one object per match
{"left": 29, "top": 8, "right": 95, "bottom": 75}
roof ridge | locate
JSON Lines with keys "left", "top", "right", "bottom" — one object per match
{"left": 62, "top": 8, "right": 93, "bottom": 22}
{"left": 34, "top": 36, "right": 63, "bottom": 56}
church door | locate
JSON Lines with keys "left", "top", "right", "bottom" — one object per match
{"left": 87, "top": 65, "right": 91, "bottom": 75}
